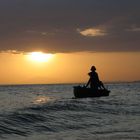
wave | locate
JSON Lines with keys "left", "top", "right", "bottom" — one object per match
{"left": 0, "top": 96, "right": 140, "bottom": 138}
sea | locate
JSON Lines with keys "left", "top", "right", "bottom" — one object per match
{"left": 0, "top": 82, "right": 140, "bottom": 140}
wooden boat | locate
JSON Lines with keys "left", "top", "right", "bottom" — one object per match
{"left": 73, "top": 86, "right": 110, "bottom": 98}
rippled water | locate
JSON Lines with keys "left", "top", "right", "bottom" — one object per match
{"left": 0, "top": 83, "right": 140, "bottom": 140}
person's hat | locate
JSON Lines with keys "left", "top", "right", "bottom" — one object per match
{"left": 91, "top": 66, "right": 96, "bottom": 71}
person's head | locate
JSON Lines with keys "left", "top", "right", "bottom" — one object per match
{"left": 91, "top": 66, "right": 96, "bottom": 71}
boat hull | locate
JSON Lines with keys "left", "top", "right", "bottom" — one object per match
{"left": 73, "top": 86, "right": 110, "bottom": 98}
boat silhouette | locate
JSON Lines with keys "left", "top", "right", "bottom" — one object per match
{"left": 73, "top": 86, "right": 110, "bottom": 98}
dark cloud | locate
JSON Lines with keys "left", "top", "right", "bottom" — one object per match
{"left": 0, "top": 0, "right": 140, "bottom": 53}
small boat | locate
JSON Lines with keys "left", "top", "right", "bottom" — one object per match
{"left": 73, "top": 86, "right": 110, "bottom": 98}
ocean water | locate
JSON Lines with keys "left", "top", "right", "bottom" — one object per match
{"left": 0, "top": 82, "right": 140, "bottom": 140}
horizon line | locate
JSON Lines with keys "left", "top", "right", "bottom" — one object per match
{"left": 0, "top": 80, "right": 140, "bottom": 86}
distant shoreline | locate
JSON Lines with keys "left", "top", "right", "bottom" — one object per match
{"left": 0, "top": 81, "right": 139, "bottom": 86}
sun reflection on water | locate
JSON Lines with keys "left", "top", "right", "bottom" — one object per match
{"left": 33, "top": 96, "right": 54, "bottom": 105}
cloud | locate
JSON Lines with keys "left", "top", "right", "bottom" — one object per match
{"left": 0, "top": 0, "right": 140, "bottom": 53}
{"left": 78, "top": 28, "right": 107, "bottom": 37}
{"left": 1, "top": 50, "right": 22, "bottom": 54}
{"left": 126, "top": 26, "right": 140, "bottom": 32}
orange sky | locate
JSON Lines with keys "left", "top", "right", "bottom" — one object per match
{"left": 0, "top": 1, "right": 140, "bottom": 85}
{"left": 0, "top": 52, "right": 140, "bottom": 85}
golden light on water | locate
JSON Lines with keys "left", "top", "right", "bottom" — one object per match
{"left": 27, "top": 52, "right": 54, "bottom": 63}
{"left": 34, "top": 96, "right": 53, "bottom": 104}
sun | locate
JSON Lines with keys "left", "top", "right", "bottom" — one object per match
{"left": 27, "top": 52, "right": 54, "bottom": 62}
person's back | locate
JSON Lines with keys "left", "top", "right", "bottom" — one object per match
{"left": 86, "top": 66, "right": 105, "bottom": 90}
{"left": 88, "top": 71, "right": 99, "bottom": 89}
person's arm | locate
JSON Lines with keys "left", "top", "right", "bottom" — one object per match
{"left": 86, "top": 78, "right": 91, "bottom": 87}
{"left": 96, "top": 72, "right": 100, "bottom": 82}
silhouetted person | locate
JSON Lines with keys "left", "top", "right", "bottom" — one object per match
{"left": 86, "top": 66, "right": 105, "bottom": 90}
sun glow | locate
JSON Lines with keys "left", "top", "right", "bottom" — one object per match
{"left": 27, "top": 52, "right": 54, "bottom": 62}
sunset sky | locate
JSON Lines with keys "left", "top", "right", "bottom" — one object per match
{"left": 0, "top": 0, "right": 140, "bottom": 84}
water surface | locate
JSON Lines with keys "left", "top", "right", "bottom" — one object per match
{"left": 0, "top": 83, "right": 140, "bottom": 140}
